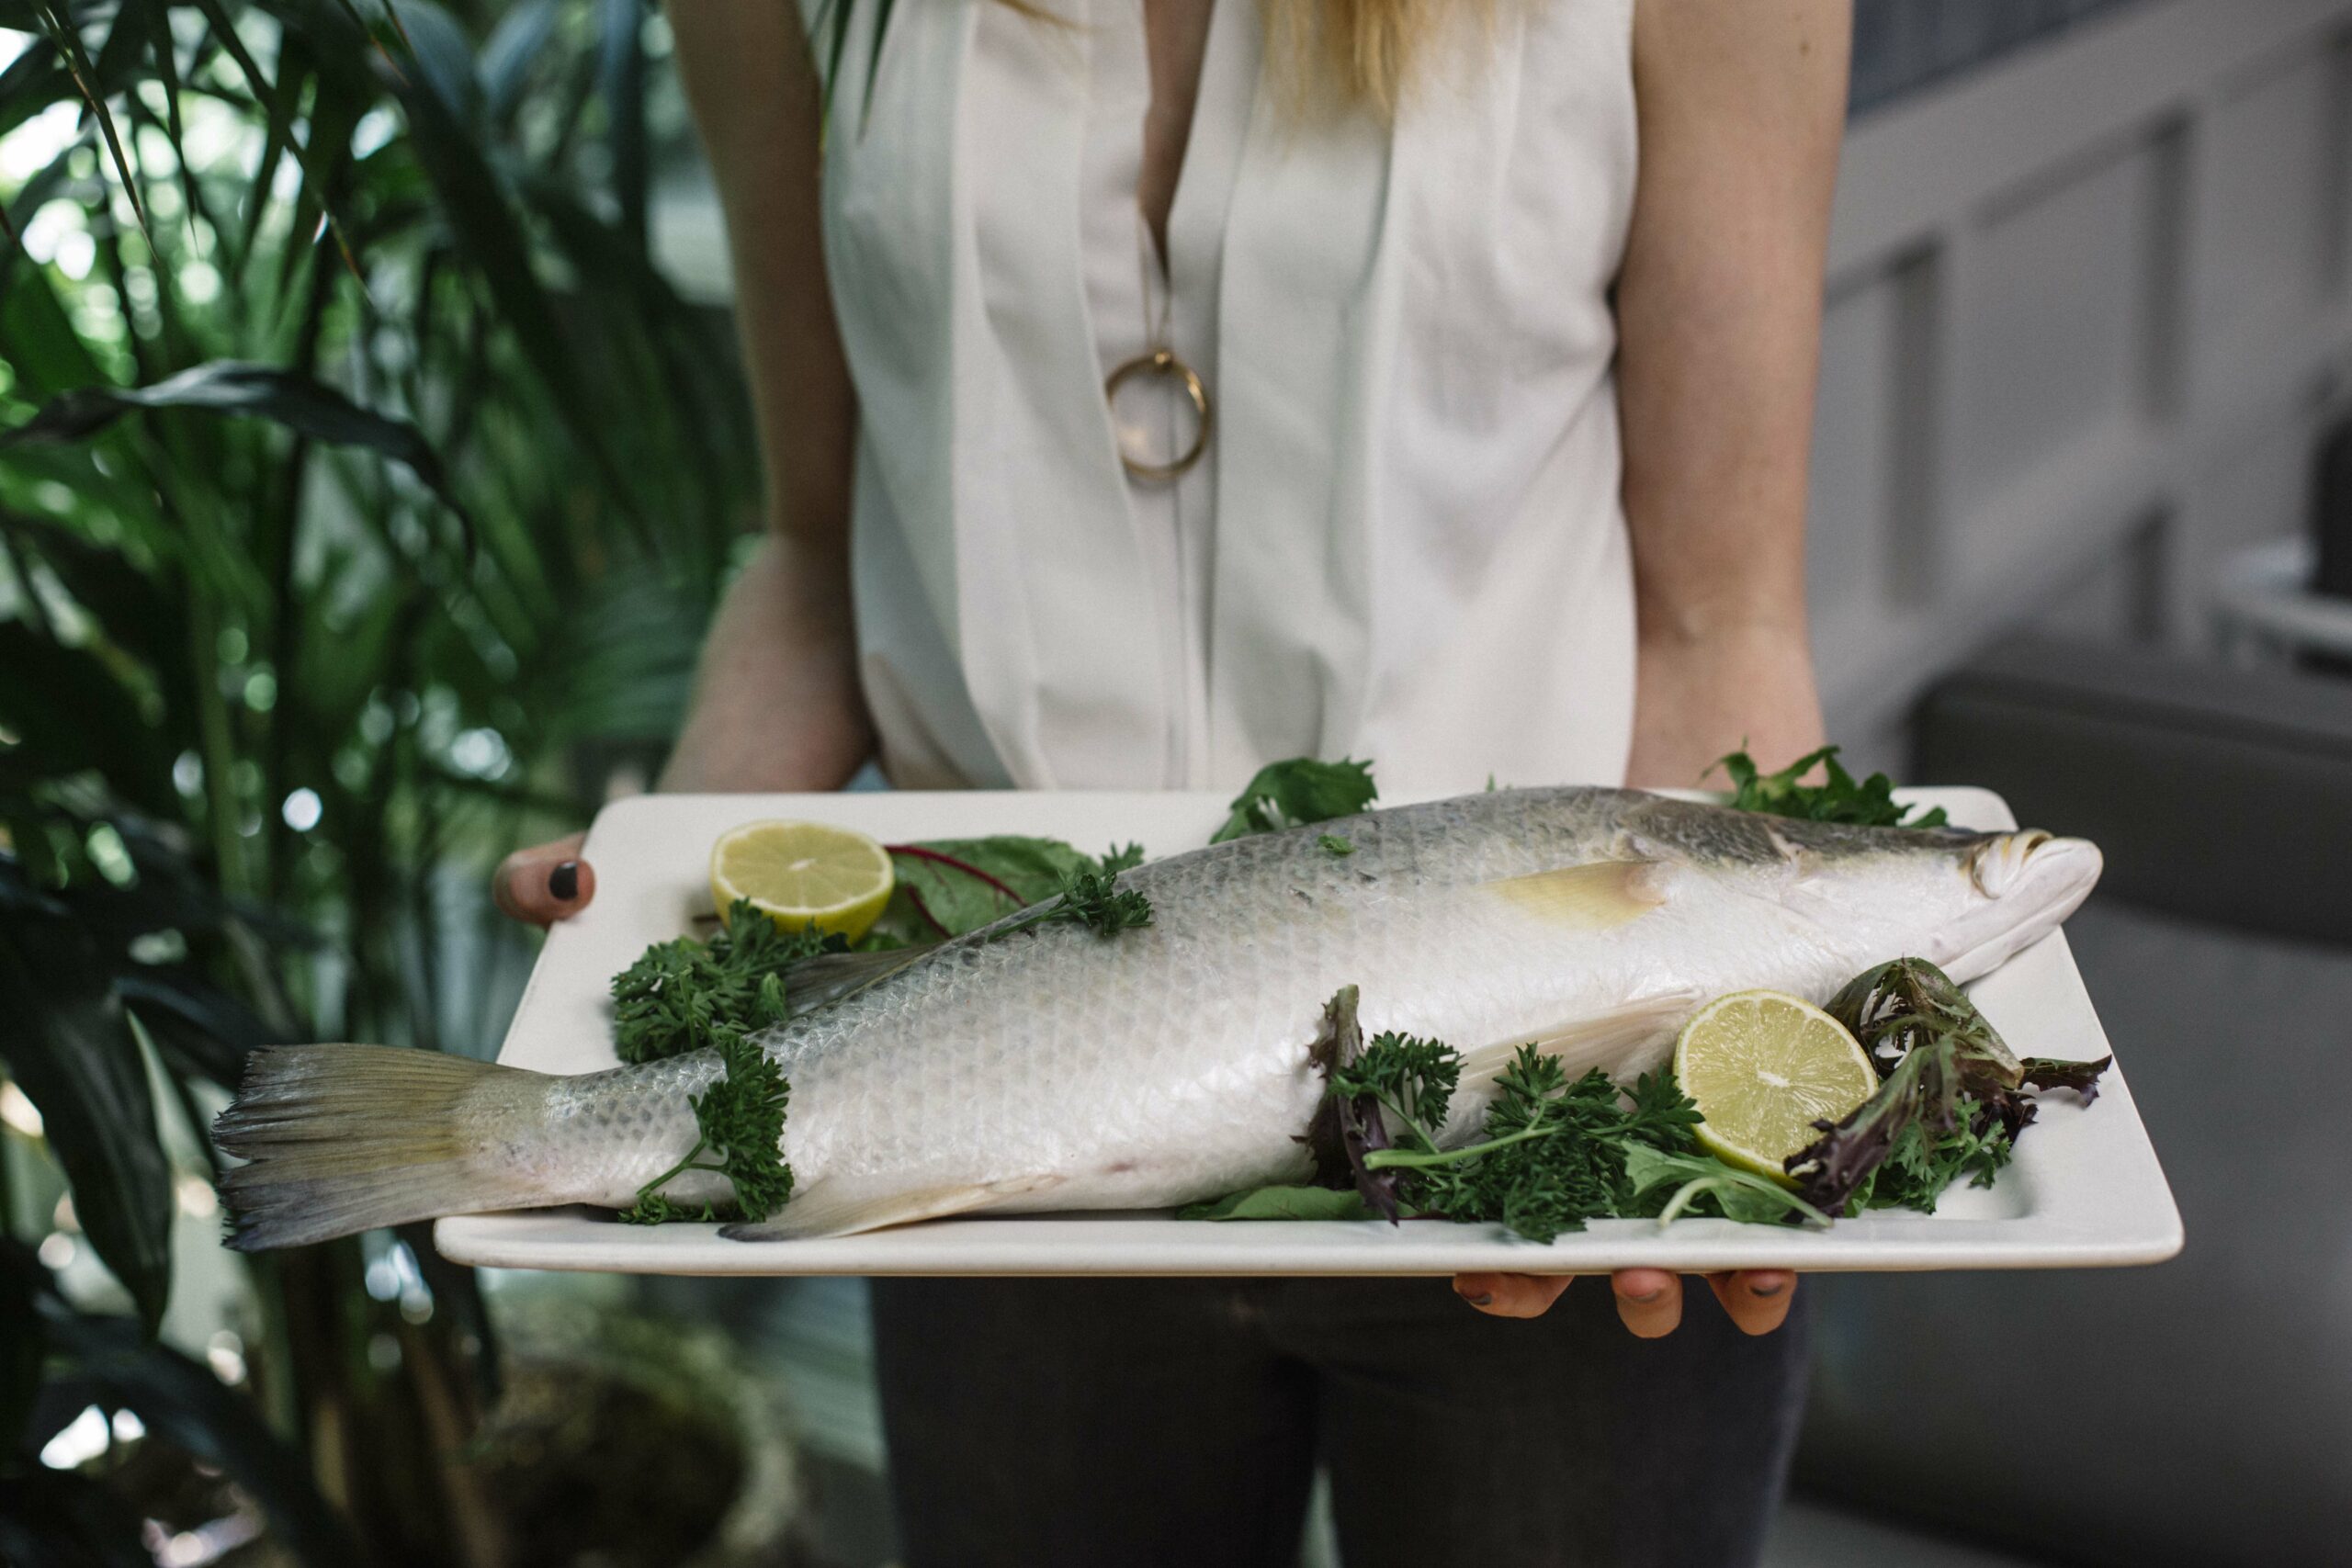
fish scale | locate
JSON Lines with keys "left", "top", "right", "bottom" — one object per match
{"left": 211, "top": 786, "right": 2103, "bottom": 1249}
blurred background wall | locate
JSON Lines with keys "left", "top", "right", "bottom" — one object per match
{"left": 1813, "top": 0, "right": 2352, "bottom": 767}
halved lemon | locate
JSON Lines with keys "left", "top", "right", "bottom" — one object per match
{"left": 1673, "top": 990, "right": 1877, "bottom": 1183}
{"left": 710, "top": 819, "right": 894, "bottom": 942}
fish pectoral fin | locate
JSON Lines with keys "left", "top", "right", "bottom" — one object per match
{"left": 718, "top": 1170, "right": 1061, "bottom": 1242}
{"left": 1454, "top": 987, "right": 1703, "bottom": 1090}
{"left": 1482, "top": 859, "right": 1668, "bottom": 930}
{"left": 778, "top": 944, "right": 939, "bottom": 1017}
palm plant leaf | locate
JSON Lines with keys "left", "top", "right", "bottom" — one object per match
{"left": 27, "top": 0, "right": 150, "bottom": 238}
{"left": 0, "top": 913, "right": 175, "bottom": 1334}
{"left": 1, "top": 360, "right": 475, "bottom": 530}
{"left": 19, "top": 1243, "right": 368, "bottom": 1564}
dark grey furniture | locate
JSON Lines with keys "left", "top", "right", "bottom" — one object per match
{"left": 1781, "top": 637, "right": 2352, "bottom": 1566}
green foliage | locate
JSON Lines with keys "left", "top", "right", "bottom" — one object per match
{"left": 872, "top": 836, "right": 1104, "bottom": 943}
{"left": 612, "top": 900, "right": 842, "bottom": 1066}
{"left": 1179, "top": 1185, "right": 1379, "bottom": 1222}
{"left": 1316, "top": 832, "right": 1354, "bottom": 856}
{"left": 996, "top": 863, "right": 1153, "bottom": 941}
{"left": 1621, "top": 1145, "right": 1831, "bottom": 1227}
{"left": 1205, "top": 1021, "right": 1833, "bottom": 1241}
{"left": 1713, "top": 745, "right": 1950, "bottom": 829}
{"left": 1792, "top": 956, "right": 2106, "bottom": 1214}
{"left": 619, "top": 1030, "right": 795, "bottom": 1224}
{"left": 1318, "top": 1034, "right": 1719, "bottom": 1244}
{"left": 1331, "top": 1031, "right": 1461, "bottom": 1136}
{"left": 0, "top": 0, "right": 760, "bottom": 1554}
{"left": 1211, "top": 756, "right": 1378, "bottom": 841}
{"left": 868, "top": 837, "right": 1148, "bottom": 943}
{"left": 1847, "top": 1113, "right": 2015, "bottom": 1215}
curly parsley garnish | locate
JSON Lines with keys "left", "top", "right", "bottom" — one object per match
{"left": 996, "top": 864, "right": 1153, "bottom": 940}
{"left": 1193, "top": 991, "right": 1829, "bottom": 1239}
{"left": 620, "top": 1028, "right": 794, "bottom": 1224}
{"left": 612, "top": 899, "right": 842, "bottom": 1066}
{"left": 1713, "top": 744, "right": 1948, "bottom": 829}
{"left": 1336, "top": 1040, "right": 1781, "bottom": 1242}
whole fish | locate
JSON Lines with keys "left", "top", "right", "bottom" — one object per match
{"left": 216, "top": 787, "right": 2101, "bottom": 1249}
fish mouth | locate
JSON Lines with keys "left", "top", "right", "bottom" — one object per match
{"left": 1966, "top": 827, "right": 2098, "bottom": 902}
{"left": 1944, "top": 831, "right": 2104, "bottom": 981}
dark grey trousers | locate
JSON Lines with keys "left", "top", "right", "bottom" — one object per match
{"left": 870, "top": 1275, "right": 1810, "bottom": 1568}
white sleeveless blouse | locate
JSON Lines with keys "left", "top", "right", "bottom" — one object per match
{"left": 811, "top": 0, "right": 1639, "bottom": 797}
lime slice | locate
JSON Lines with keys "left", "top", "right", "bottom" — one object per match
{"left": 1672, "top": 990, "right": 1876, "bottom": 1183}
{"left": 710, "top": 819, "right": 895, "bottom": 943}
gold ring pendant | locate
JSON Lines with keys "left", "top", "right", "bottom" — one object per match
{"left": 1105, "top": 347, "right": 1213, "bottom": 482}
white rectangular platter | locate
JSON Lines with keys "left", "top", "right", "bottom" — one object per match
{"left": 435, "top": 787, "right": 2182, "bottom": 1277}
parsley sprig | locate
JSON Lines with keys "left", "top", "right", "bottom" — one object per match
{"left": 1333, "top": 1038, "right": 1810, "bottom": 1243}
{"left": 619, "top": 1028, "right": 795, "bottom": 1224}
{"left": 1211, "top": 757, "right": 1378, "bottom": 841}
{"left": 612, "top": 899, "right": 843, "bottom": 1066}
{"left": 994, "top": 864, "right": 1154, "bottom": 940}
{"left": 1195, "top": 994, "right": 1830, "bottom": 1238}
{"left": 1713, "top": 745, "right": 1949, "bottom": 829}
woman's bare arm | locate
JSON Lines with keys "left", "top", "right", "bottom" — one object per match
{"left": 659, "top": 0, "right": 870, "bottom": 794}
{"left": 1616, "top": 0, "right": 1849, "bottom": 794}
{"left": 1460, "top": 0, "right": 1851, "bottom": 1332}
{"left": 495, "top": 2, "right": 867, "bottom": 923}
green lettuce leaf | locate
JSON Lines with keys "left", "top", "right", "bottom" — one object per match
{"left": 865, "top": 836, "right": 1139, "bottom": 945}
{"left": 1178, "top": 1186, "right": 1381, "bottom": 1222}
{"left": 1210, "top": 758, "right": 1378, "bottom": 842}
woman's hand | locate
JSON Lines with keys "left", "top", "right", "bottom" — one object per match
{"left": 1453, "top": 1270, "right": 1799, "bottom": 1337}
{"left": 492, "top": 834, "right": 594, "bottom": 927}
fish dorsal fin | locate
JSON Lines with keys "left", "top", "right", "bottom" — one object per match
{"left": 779, "top": 943, "right": 939, "bottom": 1018}
{"left": 719, "top": 1170, "right": 1061, "bottom": 1241}
{"left": 1483, "top": 859, "right": 1667, "bottom": 930}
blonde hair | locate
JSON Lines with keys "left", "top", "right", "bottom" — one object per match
{"left": 1261, "top": 0, "right": 1491, "bottom": 117}
{"left": 986, "top": 0, "right": 1491, "bottom": 117}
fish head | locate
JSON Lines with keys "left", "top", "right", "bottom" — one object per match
{"left": 1618, "top": 797, "right": 2103, "bottom": 983}
{"left": 1930, "top": 827, "right": 2104, "bottom": 978}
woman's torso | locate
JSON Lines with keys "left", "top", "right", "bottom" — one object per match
{"left": 809, "top": 0, "right": 1641, "bottom": 797}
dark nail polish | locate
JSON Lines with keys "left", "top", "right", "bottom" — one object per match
{"left": 1747, "top": 1280, "right": 1787, "bottom": 1298}
{"left": 1464, "top": 1292, "right": 1493, "bottom": 1307}
{"left": 548, "top": 861, "right": 581, "bottom": 902}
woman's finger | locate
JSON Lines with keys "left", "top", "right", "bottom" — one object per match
{"left": 1705, "top": 1269, "right": 1798, "bottom": 1336}
{"left": 492, "top": 834, "right": 594, "bottom": 926}
{"left": 1453, "top": 1272, "right": 1574, "bottom": 1319}
{"left": 1611, "top": 1268, "right": 1684, "bottom": 1337}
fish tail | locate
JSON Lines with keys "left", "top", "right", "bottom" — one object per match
{"left": 214, "top": 1044, "right": 552, "bottom": 1251}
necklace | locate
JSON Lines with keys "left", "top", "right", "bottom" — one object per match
{"left": 1105, "top": 220, "right": 1213, "bottom": 482}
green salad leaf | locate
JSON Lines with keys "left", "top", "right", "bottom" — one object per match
{"left": 869, "top": 837, "right": 1148, "bottom": 944}
{"left": 1623, "top": 1145, "right": 1832, "bottom": 1227}
{"left": 1713, "top": 744, "right": 1949, "bottom": 829}
{"left": 1180, "top": 1186, "right": 1380, "bottom": 1222}
{"left": 1211, "top": 757, "right": 1378, "bottom": 842}
{"left": 1789, "top": 956, "right": 2107, "bottom": 1215}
